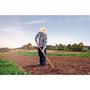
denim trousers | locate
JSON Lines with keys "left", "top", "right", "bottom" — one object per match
{"left": 38, "top": 47, "right": 46, "bottom": 65}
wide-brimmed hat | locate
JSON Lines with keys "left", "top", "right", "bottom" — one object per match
{"left": 39, "top": 27, "right": 47, "bottom": 33}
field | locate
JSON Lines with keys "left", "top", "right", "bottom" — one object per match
{"left": 0, "top": 49, "right": 90, "bottom": 75}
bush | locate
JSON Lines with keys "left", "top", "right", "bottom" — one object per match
{"left": 47, "top": 45, "right": 57, "bottom": 50}
{"left": 21, "top": 43, "right": 33, "bottom": 50}
{"left": 0, "top": 48, "right": 10, "bottom": 53}
{"left": 57, "top": 44, "right": 66, "bottom": 51}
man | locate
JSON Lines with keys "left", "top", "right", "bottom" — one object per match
{"left": 35, "top": 27, "right": 47, "bottom": 66}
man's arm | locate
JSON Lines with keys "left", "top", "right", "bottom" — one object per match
{"left": 35, "top": 32, "right": 39, "bottom": 47}
{"left": 42, "top": 34, "right": 47, "bottom": 52}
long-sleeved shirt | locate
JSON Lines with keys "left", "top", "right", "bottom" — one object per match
{"left": 35, "top": 32, "right": 47, "bottom": 48}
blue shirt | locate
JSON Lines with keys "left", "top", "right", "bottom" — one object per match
{"left": 35, "top": 32, "right": 47, "bottom": 48}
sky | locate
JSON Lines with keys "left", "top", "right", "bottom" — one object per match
{"left": 0, "top": 15, "right": 90, "bottom": 48}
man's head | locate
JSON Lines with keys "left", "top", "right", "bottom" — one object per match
{"left": 39, "top": 27, "right": 47, "bottom": 33}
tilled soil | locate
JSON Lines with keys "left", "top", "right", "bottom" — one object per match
{"left": 3, "top": 55, "right": 90, "bottom": 75}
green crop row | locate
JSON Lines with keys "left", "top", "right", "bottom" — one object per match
{"left": 0, "top": 60, "right": 27, "bottom": 75}
{"left": 17, "top": 51, "right": 90, "bottom": 58}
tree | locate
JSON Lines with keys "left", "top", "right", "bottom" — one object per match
{"left": 57, "top": 44, "right": 66, "bottom": 51}
{"left": 72, "top": 43, "right": 79, "bottom": 51}
{"left": 66, "top": 44, "right": 72, "bottom": 51}
{"left": 21, "top": 43, "right": 32, "bottom": 50}
{"left": 27, "top": 43, "right": 32, "bottom": 50}
{"left": 47, "top": 45, "right": 57, "bottom": 50}
{"left": 71, "top": 42, "right": 84, "bottom": 52}
{"left": 78, "top": 42, "right": 84, "bottom": 51}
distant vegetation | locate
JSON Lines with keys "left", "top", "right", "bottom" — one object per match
{"left": 47, "top": 42, "right": 89, "bottom": 52}
{"left": 0, "top": 48, "right": 10, "bottom": 53}
{"left": 20, "top": 43, "right": 36, "bottom": 50}
{"left": 19, "top": 42, "right": 90, "bottom": 52}
{"left": 0, "top": 42, "right": 90, "bottom": 53}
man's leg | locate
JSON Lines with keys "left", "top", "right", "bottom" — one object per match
{"left": 42, "top": 48, "right": 46, "bottom": 65}
{"left": 38, "top": 47, "right": 43, "bottom": 65}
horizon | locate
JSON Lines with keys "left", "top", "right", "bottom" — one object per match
{"left": 0, "top": 42, "right": 90, "bottom": 49}
{"left": 0, "top": 15, "right": 90, "bottom": 48}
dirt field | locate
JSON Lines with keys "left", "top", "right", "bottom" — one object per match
{"left": 3, "top": 54, "right": 90, "bottom": 75}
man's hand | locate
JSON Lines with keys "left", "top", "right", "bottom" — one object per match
{"left": 42, "top": 48, "right": 45, "bottom": 53}
{"left": 42, "top": 46, "right": 46, "bottom": 53}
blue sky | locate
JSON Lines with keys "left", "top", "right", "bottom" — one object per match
{"left": 0, "top": 15, "right": 90, "bottom": 48}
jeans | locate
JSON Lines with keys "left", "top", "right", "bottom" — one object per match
{"left": 38, "top": 47, "right": 46, "bottom": 65}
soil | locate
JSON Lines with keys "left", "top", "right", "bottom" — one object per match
{"left": 3, "top": 54, "right": 90, "bottom": 75}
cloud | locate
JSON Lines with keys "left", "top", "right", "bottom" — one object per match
{"left": 25, "top": 20, "right": 46, "bottom": 24}
{"left": 0, "top": 25, "right": 34, "bottom": 48}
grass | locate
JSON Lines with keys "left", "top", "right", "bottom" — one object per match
{"left": 16, "top": 51, "right": 90, "bottom": 58}
{"left": 17, "top": 51, "right": 38, "bottom": 56}
{"left": 0, "top": 59, "right": 27, "bottom": 75}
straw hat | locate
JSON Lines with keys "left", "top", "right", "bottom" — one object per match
{"left": 39, "top": 27, "right": 47, "bottom": 33}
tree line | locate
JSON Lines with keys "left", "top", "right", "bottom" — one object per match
{"left": 21, "top": 42, "right": 89, "bottom": 52}
{"left": 47, "top": 42, "right": 88, "bottom": 52}
{"left": 0, "top": 42, "right": 89, "bottom": 53}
